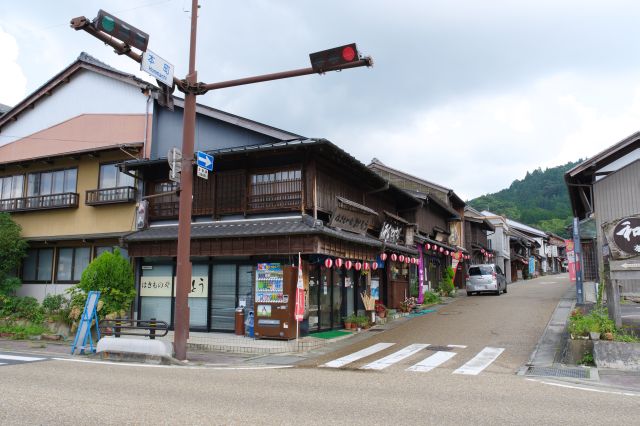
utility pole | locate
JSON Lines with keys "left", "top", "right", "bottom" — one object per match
{"left": 71, "top": 3, "right": 372, "bottom": 361}
{"left": 572, "top": 217, "right": 584, "bottom": 304}
{"left": 173, "top": 0, "right": 199, "bottom": 361}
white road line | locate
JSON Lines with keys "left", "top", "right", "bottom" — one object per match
{"left": 447, "top": 345, "right": 467, "bottom": 349}
{"left": 361, "top": 344, "right": 429, "bottom": 370}
{"left": 453, "top": 347, "right": 504, "bottom": 375}
{"left": 407, "top": 351, "right": 457, "bottom": 372}
{"left": 52, "top": 358, "right": 293, "bottom": 370}
{"left": 0, "top": 362, "right": 6, "bottom": 365}
{"left": 0, "top": 354, "right": 46, "bottom": 362}
{"left": 322, "top": 343, "right": 395, "bottom": 368}
{"left": 526, "top": 378, "right": 640, "bottom": 397}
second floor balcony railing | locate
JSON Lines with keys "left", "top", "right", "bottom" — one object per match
{"left": 0, "top": 192, "right": 79, "bottom": 212}
{"left": 86, "top": 186, "right": 137, "bottom": 206}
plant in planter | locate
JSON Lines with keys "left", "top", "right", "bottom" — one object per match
{"left": 375, "top": 302, "right": 387, "bottom": 319}
{"left": 343, "top": 314, "right": 357, "bottom": 330}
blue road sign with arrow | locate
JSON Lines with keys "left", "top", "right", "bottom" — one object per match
{"left": 196, "top": 151, "right": 214, "bottom": 171}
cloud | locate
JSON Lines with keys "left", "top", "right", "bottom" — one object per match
{"left": 0, "top": 26, "right": 27, "bottom": 106}
{"left": 331, "top": 70, "right": 640, "bottom": 200}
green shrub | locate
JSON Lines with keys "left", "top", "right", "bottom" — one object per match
{"left": 0, "top": 322, "right": 50, "bottom": 339}
{"left": 42, "top": 294, "right": 65, "bottom": 315}
{"left": 437, "top": 267, "right": 455, "bottom": 296}
{"left": 0, "top": 212, "right": 28, "bottom": 296}
{"left": 0, "top": 295, "right": 44, "bottom": 324}
{"left": 70, "top": 248, "right": 135, "bottom": 319}
{"left": 569, "top": 307, "right": 616, "bottom": 337}
{"left": 422, "top": 291, "right": 441, "bottom": 305}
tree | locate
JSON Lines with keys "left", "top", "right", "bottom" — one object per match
{"left": 0, "top": 212, "right": 28, "bottom": 296}
{"left": 73, "top": 249, "right": 136, "bottom": 317}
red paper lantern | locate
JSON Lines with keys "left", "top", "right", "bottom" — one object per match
{"left": 380, "top": 253, "right": 388, "bottom": 261}
{"left": 335, "top": 258, "right": 343, "bottom": 268}
{"left": 425, "top": 243, "right": 431, "bottom": 251}
{"left": 411, "top": 257, "right": 416, "bottom": 264}
{"left": 363, "top": 262, "right": 370, "bottom": 271}
{"left": 345, "top": 260, "right": 353, "bottom": 270}
{"left": 405, "top": 257, "right": 410, "bottom": 264}
{"left": 439, "top": 247, "right": 444, "bottom": 253}
{"left": 324, "top": 258, "right": 333, "bottom": 268}
{"left": 354, "top": 262, "right": 362, "bottom": 271}
{"left": 444, "top": 250, "right": 449, "bottom": 256}
{"left": 481, "top": 249, "right": 486, "bottom": 254}
{"left": 398, "top": 255, "right": 405, "bottom": 263}
{"left": 391, "top": 253, "right": 398, "bottom": 262}
{"left": 371, "top": 261, "right": 378, "bottom": 270}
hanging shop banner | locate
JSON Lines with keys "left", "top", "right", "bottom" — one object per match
{"left": 529, "top": 256, "right": 536, "bottom": 276}
{"left": 370, "top": 278, "right": 380, "bottom": 300}
{"left": 565, "top": 239, "right": 576, "bottom": 282}
{"left": 417, "top": 250, "right": 425, "bottom": 304}
{"left": 379, "top": 221, "right": 402, "bottom": 244}
{"left": 255, "top": 263, "right": 285, "bottom": 303}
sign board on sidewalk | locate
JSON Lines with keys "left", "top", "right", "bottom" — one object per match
{"left": 141, "top": 50, "right": 174, "bottom": 86}
{"left": 196, "top": 151, "right": 214, "bottom": 171}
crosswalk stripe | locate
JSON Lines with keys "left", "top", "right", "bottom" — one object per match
{"left": 447, "top": 345, "right": 467, "bottom": 349}
{"left": 0, "top": 354, "right": 46, "bottom": 362}
{"left": 453, "top": 347, "right": 504, "bottom": 375}
{"left": 406, "top": 350, "right": 457, "bottom": 372}
{"left": 361, "top": 344, "right": 430, "bottom": 370}
{"left": 322, "top": 343, "right": 395, "bottom": 368}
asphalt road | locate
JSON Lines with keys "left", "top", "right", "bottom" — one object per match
{"left": 2, "top": 274, "right": 638, "bottom": 425}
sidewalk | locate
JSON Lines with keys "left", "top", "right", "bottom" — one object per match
{"left": 0, "top": 296, "right": 457, "bottom": 367}
{"left": 522, "top": 286, "right": 640, "bottom": 394}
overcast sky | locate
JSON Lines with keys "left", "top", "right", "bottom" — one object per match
{"left": 2, "top": 0, "right": 640, "bottom": 200}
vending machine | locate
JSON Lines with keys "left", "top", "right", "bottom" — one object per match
{"left": 253, "top": 263, "right": 297, "bottom": 340}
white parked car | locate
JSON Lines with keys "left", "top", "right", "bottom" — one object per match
{"left": 466, "top": 264, "right": 507, "bottom": 296}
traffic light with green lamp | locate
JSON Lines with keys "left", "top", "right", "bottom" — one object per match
{"left": 93, "top": 9, "right": 149, "bottom": 52}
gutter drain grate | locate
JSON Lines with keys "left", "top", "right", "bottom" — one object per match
{"left": 526, "top": 367, "right": 589, "bottom": 379}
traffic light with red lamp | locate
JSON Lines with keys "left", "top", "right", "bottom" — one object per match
{"left": 309, "top": 43, "right": 362, "bottom": 73}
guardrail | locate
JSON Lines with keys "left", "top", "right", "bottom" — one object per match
{"left": 98, "top": 318, "right": 169, "bottom": 340}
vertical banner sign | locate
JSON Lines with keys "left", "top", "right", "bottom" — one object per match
{"left": 417, "top": 249, "right": 425, "bottom": 304}
{"left": 294, "top": 253, "right": 304, "bottom": 322}
{"left": 451, "top": 252, "right": 460, "bottom": 281}
{"left": 565, "top": 239, "right": 576, "bottom": 282}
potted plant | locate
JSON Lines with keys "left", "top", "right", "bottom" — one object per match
{"left": 375, "top": 302, "right": 387, "bottom": 319}
{"left": 343, "top": 315, "right": 354, "bottom": 330}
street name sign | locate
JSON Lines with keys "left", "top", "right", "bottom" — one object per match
{"left": 196, "top": 151, "right": 214, "bottom": 171}
{"left": 141, "top": 50, "right": 174, "bottom": 86}
{"left": 196, "top": 166, "right": 208, "bottom": 180}
{"left": 168, "top": 147, "right": 182, "bottom": 183}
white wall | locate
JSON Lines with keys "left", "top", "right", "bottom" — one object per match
{"left": 17, "top": 283, "right": 74, "bottom": 302}
{"left": 1, "top": 69, "right": 148, "bottom": 146}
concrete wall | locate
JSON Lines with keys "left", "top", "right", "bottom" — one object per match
{"left": 151, "top": 105, "right": 281, "bottom": 159}
{"left": 0, "top": 70, "right": 148, "bottom": 146}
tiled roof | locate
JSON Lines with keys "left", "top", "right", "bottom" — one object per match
{"left": 125, "top": 215, "right": 418, "bottom": 255}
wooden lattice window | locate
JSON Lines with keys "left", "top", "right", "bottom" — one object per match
{"left": 216, "top": 170, "right": 246, "bottom": 214}
{"left": 248, "top": 169, "right": 302, "bottom": 211}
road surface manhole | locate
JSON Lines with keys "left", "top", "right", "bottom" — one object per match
{"left": 526, "top": 366, "right": 589, "bottom": 379}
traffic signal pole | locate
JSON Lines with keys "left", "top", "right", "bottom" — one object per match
{"left": 173, "top": 0, "right": 199, "bottom": 362}
{"left": 71, "top": 4, "right": 372, "bottom": 361}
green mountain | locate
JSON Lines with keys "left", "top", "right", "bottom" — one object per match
{"left": 467, "top": 160, "right": 581, "bottom": 238}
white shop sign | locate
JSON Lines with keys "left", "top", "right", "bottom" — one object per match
{"left": 140, "top": 275, "right": 208, "bottom": 298}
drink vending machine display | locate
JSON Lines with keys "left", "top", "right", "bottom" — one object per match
{"left": 253, "top": 263, "right": 297, "bottom": 340}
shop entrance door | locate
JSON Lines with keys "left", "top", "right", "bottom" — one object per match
{"left": 210, "top": 264, "right": 236, "bottom": 331}
{"left": 318, "top": 268, "right": 332, "bottom": 330}
{"left": 307, "top": 267, "right": 320, "bottom": 332}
